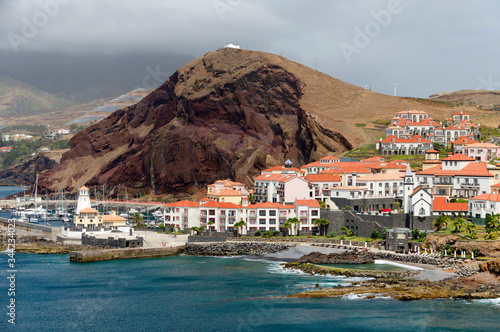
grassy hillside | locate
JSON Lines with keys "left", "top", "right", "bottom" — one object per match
{"left": 0, "top": 76, "right": 73, "bottom": 117}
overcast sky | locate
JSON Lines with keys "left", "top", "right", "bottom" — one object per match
{"left": 1, "top": 0, "right": 499, "bottom": 97}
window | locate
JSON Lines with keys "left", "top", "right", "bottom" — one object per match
{"left": 269, "top": 219, "right": 276, "bottom": 224}
{"left": 259, "top": 219, "right": 266, "bottom": 224}
{"left": 269, "top": 210, "right": 276, "bottom": 216}
{"left": 209, "top": 218, "right": 215, "bottom": 223}
{"left": 209, "top": 210, "right": 215, "bottom": 216}
{"left": 279, "top": 211, "right": 286, "bottom": 217}
{"left": 259, "top": 210, "right": 266, "bottom": 216}
{"left": 311, "top": 210, "right": 318, "bottom": 216}
{"left": 250, "top": 210, "right": 256, "bottom": 217}
{"left": 250, "top": 219, "right": 256, "bottom": 225}
{"left": 419, "top": 208, "right": 425, "bottom": 215}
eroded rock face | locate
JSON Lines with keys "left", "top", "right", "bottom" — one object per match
{"left": 39, "top": 49, "right": 353, "bottom": 195}
{"left": 0, "top": 154, "right": 57, "bottom": 188}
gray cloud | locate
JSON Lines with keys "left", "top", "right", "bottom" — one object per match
{"left": 1, "top": 0, "right": 499, "bottom": 97}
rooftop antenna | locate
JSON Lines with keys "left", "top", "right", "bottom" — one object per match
{"left": 390, "top": 81, "right": 400, "bottom": 96}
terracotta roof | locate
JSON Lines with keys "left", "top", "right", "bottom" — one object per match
{"left": 165, "top": 200, "right": 201, "bottom": 207}
{"left": 79, "top": 207, "right": 98, "bottom": 213}
{"left": 79, "top": 186, "right": 89, "bottom": 190}
{"left": 255, "top": 173, "right": 302, "bottom": 182}
{"left": 329, "top": 162, "right": 371, "bottom": 174}
{"left": 248, "top": 202, "right": 286, "bottom": 209}
{"left": 320, "top": 155, "right": 340, "bottom": 160}
{"left": 201, "top": 201, "right": 242, "bottom": 209}
{"left": 362, "top": 156, "right": 385, "bottom": 163}
{"left": 417, "top": 162, "right": 493, "bottom": 177}
{"left": 491, "top": 183, "right": 500, "bottom": 188}
{"left": 453, "top": 111, "right": 468, "bottom": 115}
{"left": 356, "top": 173, "right": 404, "bottom": 181}
{"left": 331, "top": 186, "right": 367, "bottom": 190}
{"left": 208, "top": 189, "right": 246, "bottom": 197}
{"left": 469, "top": 193, "right": 500, "bottom": 202}
{"left": 102, "top": 213, "right": 127, "bottom": 221}
{"left": 262, "top": 165, "right": 304, "bottom": 173}
{"left": 462, "top": 142, "right": 499, "bottom": 149}
{"left": 426, "top": 149, "right": 439, "bottom": 153}
{"left": 307, "top": 174, "right": 342, "bottom": 182}
{"left": 409, "top": 186, "right": 427, "bottom": 197}
{"left": 442, "top": 153, "right": 475, "bottom": 161}
{"left": 432, "top": 197, "right": 468, "bottom": 212}
{"left": 295, "top": 199, "right": 321, "bottom": 208}
{"left": 453, "top": 136, "right": 478, "bottom": 145}
{"left": 319, "top": 168, "right": 344, "bottom": 174}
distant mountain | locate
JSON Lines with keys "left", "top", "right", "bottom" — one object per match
{"left": 39, "top": 49, "right": 463, "bottom": 195}
{"left": 429, "top": 90, "right": 500, "bottom": 108}
{"left": 0, "top": 76, "right": 72, "bottom": 117}
{"left": 0, "top": 51, "right": 195, "bottom": 102}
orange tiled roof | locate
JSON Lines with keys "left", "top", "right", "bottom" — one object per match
{"left": 319, "top": 169, "right": 344, "bottom": 174}
{"left": 329, "top": 162, "right": 371, "bottom": 174}
{"left": 432, "top": 197, "right": 468, "bottom": 212}
{"left": 442, "top": 153, "right": 475, "bottom": 161}
{"left": 306, "top": 174, "right": 342, "bottom": 182}
{"left": 208, "top": 189, "right": 246, "bottom": 197}
{"left": 426, "top": 149, "right": 439, "bottom": 153}
{"left": 453, "top": 136, "right": 478, "bottom": 145}
{"left": 79, "top": 207, "right": 98, "bottom": 213}
{"left": 262, "top": 165, "right": 304, "bottom": 173}
{"left": 201, "top": 201, "right": 242, "bottom": 209}
{"left": 470, "top": 193, "right": 500, "bottom": 202}
{"left": 248, "top": 202, "right": 286, "bottom": 209}
{"left": 363, "top": 156, "right": 385, "bottom": 163}
{"left": 295, "top": 199, "right": 321, "bottom": 208}
{"left": 417, "top": 162, "right": 493, "bottom": 177}
{"left": 165, "top": 200, "right": 201, "bottom": 207}
{"left": 462, "top": 142, "right": 499, "bottom": 149}
{"left": 79, "top": 186, "right": 89, "bottom": 190}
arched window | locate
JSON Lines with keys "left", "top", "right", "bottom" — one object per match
{"left": 419, "top": 207, "right": 425, "bottom": 215}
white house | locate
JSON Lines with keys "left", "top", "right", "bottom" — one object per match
{"left": 462, "top": 142, "right": 500, "bottom": 162}
{"left": 253, "top": 174, "right": 309, "bottom": 204}
{"left": 416, "top": 153, "right": 494, "bottom": 199}
{"left": 468, "top": 193, "right": 500, "bottom": 220}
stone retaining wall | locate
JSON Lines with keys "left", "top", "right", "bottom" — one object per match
{"left": 81, "top": 234, "right": 144, "bottom": 248}
{"left": 0, "top": 217, "right": 53, "bottom": 233}
{"left": 230, "top": 236, "right": 382, "bottom": 248}
{"left": 184, "top": 242, "right": 293, "bottom": 256}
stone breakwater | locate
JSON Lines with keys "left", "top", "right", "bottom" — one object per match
{"left": 284, "top": 262, "right": 418, "bottom": 279}
{"left": 375, "top": 252, "right": 469, "bottom": 269}
{"left": 230, "top": 237, "right": 382, "bottom": 248}
{"left": 297, "top": 251, "right": 375, "bottom": 264}
{"left": 184, "top": 242, "right": 294, "bottom": 256}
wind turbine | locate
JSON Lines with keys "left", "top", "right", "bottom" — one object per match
{"left": 390, "top": 81, "right": 400, "bottom": 96}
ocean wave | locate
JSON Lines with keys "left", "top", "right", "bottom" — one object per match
{"left": 342, "top": 293, "right": 392, "bottom": 300}
{"left": 472, "top": 298, "right": 500, "bottom": 307}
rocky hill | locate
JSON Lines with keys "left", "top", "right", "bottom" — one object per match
{"left": 429, "top": 89, "right": 500, "bottom": 109}
{"left": 38, "top": 49, "right": 463, "bottom": 195}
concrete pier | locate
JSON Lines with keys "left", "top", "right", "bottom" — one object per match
{"left": 69, "top": 245, "right": 185, "bottom": 263}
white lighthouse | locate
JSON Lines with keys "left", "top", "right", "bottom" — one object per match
{"left": 76, "top": 186, "right": 91, "bottom": 214}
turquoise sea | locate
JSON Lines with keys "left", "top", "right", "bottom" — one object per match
{"left": 0, "top": 186, "right": 26, "bottom": 199}
{"left": 1, "top": 254, "right": 499, "bottom": 331}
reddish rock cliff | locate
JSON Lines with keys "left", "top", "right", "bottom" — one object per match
{"left": 39, "top": 49, "right": 442, "bottom": 195}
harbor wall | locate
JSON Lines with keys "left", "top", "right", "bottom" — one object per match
{"left": 69, "top": 246, "right": 185, "bottom": 263}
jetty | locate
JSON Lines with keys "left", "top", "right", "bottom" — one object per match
{"left": 69, "top": 244, "right": 185, "bottom": 263}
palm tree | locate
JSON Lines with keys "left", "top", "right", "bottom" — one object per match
{"left": 233, "top": 219, "right": 247, "bottom": 236}
{"left": 340, "top": 226, "right": 349, "bottom": 235}
{"left": 452, "top": 218, "right": 466, "bottom": 233}
{"left": 465, "top": 222, "right": 477, "bottom": 236}
{"left": 313, "top": 219, "right": 330, "bottom": 236}
{"left": 286, "top": 217, "right": 300, "bottom": 236}
{"left": 131, "top": 212, "right": 144, "bottom": 227}
{"left": 282, "top": 221, "right": 291, "bottom": 236}
{"left": 207, "top": 220, "right": 214, "bottom": 236}
{"left": 190, "top": 226, "right": 204, "bottom": 235}
{"left": 433, "top": 214, "right": 450, "bottom": 232}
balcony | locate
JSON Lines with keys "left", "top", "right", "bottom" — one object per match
{"left": 460, "top": 182, "right": 479, "bottom": 188}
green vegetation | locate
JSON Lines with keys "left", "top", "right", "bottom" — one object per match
{"left": 233, "top": 220, "right": 247, "bottom": 235}
{"left": 1, "top": 125, "right": 47, "bottom": 133}
{"left": 412, "top": 228, "right": 427, "bottom": 241}
{"left": 355, "top": 123, "right": 366, "bottom": 127}
{"left": 131, "top": 212, "right": 145, "bottom": 227}
{"left": 0, "top": 136, "right": 70, "bottom": 169}
{"left": 480, "top": 126, "right": 500, "bottom": 143}
{"left": 313, "top": 218, "right": 330, "bottom": 236}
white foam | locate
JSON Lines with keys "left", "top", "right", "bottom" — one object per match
{"left": 473, "top": 298, "right": 500, "bottom": 307}
{"left": 342, "top": 293, "right": 392, "bottom": 300}
{"left": 374, "top": 259, "right": 423, "bottom": 271}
